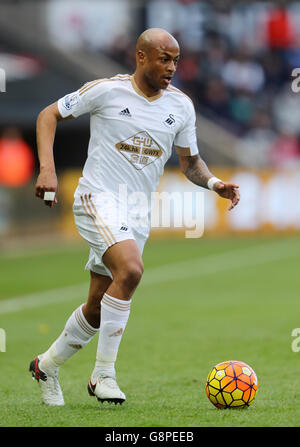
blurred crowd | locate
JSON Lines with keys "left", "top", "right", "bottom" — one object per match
{"left": 107, "top": 0, "right": 300, "bottom": 168}
{"left": 3, "top": 0, "right": 300, "bottom": 169}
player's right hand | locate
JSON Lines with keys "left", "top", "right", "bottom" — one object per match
{"left": 35, "top": 169, "right": 58, "bottom": 208}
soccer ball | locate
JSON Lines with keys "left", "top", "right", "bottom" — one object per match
{"left": 205, "top": 360, "right": 258, "bottom": 409}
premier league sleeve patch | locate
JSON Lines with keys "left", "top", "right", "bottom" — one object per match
{"left": 63, "top": 92, "right": 79, "bottom": 111}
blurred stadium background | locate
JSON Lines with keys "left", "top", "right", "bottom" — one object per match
{"left": 1, "top": 0, "right": 300, "bottom": 246}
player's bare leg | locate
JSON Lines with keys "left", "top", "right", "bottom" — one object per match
{"left": 88, "top": 239, "right": 144, "bottom": 405}
{"left": 82, "top": 272, "right": 112, "bottom": 328}
{"left": 104, "top": 239, "right": 144, "bottom": 299}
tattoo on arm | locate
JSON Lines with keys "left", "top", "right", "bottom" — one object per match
{"left": 180, "top": 155, "right": 213, "bottom": 189}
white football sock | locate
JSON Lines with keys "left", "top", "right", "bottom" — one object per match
{"left": 40, "top": 304, "right": 98, "bottom": 373}
{"left": 91, "top": 293, "right": 131, "bottom": 382}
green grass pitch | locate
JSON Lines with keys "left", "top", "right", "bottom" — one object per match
{"left": 1, "top": 235, "right": 300, "bottom": 427}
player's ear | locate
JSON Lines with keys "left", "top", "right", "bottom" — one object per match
{"left": 137, "top": 49, "right": 146, "bottom": 65}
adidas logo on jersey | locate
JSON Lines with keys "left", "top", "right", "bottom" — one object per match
{"left": 119, "top": 108, "right": 132, "bottom": 117}
{"left": 120, "top": 223, "right": 128, "bottom": 232}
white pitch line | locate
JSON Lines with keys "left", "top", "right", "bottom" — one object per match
{"left": 0, "top": 238, "right": 299, "bottom": 315}
{"left": 0, "top": 242, "right": 86, "bottom": 260}
{"left": 0, "top": 283, "right": 89, "bottom": 315}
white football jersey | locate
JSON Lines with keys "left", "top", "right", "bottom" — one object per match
{"left": 57, "top": 74, "right": 198, "bottom": 233}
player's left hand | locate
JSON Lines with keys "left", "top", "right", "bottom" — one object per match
{"left": 213, "top": 181, "right": 240, "bottom": 211}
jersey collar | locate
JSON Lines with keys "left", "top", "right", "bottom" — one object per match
{"left": 130, "top": 75, "right": 163, "bottom": 102}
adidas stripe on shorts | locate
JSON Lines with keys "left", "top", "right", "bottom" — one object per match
{"left": 73, "top": 193, "right": 148, "bottom": 278}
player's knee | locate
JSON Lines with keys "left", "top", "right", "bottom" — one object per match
{"left": 119, "top": 261, "right": 144, "bottom": 289}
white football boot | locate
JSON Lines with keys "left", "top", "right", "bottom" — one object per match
{"left": 88, "top": 376, "right": 126, "bottom": 405}
{"left": 29, "top": 356, "right": 65, "bottom": 406}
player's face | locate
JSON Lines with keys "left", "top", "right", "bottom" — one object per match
{"left": 143, "top": 45, "right": 180, "bottom": 90}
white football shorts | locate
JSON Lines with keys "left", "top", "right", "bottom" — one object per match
{"left": 73, "top": 192, "right": 148, "bottom": 278}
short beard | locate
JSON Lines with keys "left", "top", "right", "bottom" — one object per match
{"left": 144, "top": 71, "right": 161, "bottom": 92}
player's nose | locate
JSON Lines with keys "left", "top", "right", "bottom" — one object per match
{"left": 167, "top": 60, "right": 176, "bottom": 73}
